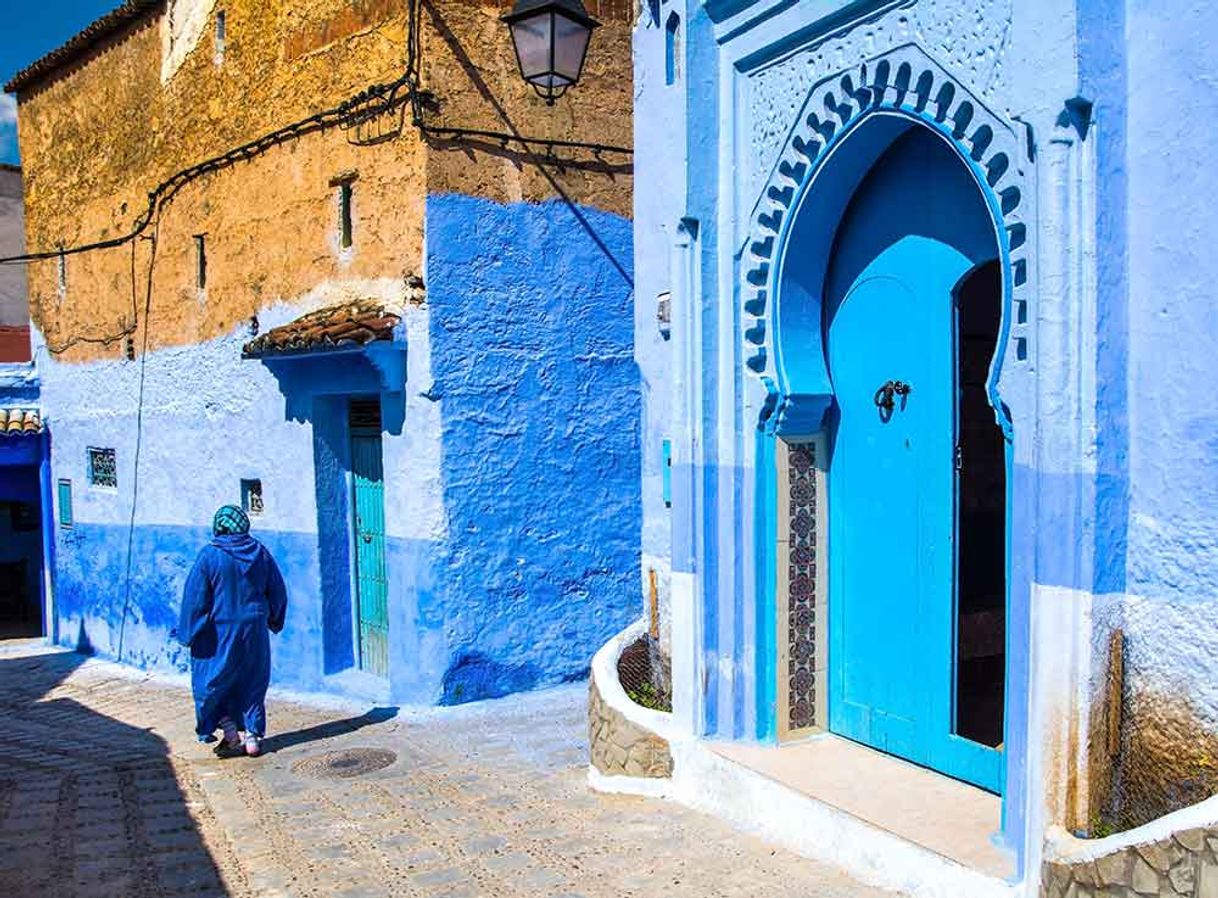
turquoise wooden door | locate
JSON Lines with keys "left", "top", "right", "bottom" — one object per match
{"left": 351, "top": 430, "right": 389, "bottom": 678}
{"left": 827, "top": 235, "right": 1003, "bottom": 793}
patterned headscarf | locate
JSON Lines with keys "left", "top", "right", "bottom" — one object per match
{"left": 213, "top": 505, "right": 250, "bottom": 536}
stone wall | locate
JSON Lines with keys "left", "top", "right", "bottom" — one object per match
{"left": 588, "top": 675, "right": 673, "bottom": 779}
{"left": 1043, "top": 827, "right": 1218, "bottom": 898}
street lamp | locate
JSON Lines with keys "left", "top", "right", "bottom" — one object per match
{"left": 502, "top": 0, "right": 601, "bottom": 105}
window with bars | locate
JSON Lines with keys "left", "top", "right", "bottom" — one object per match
{"left": 87, "top": 447, "right": 117, "bottom": 489}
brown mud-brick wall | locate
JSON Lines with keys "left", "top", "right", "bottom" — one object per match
{"left": 11, "top": 0, "right": 633, "bottom": 363}
{"left": 588, "top": 678, "right": 673, "bottom": 779}
{"left": 1043, "top": 826, "right": 1218, "bottom": 898}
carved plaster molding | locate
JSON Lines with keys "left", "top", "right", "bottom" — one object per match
{"left": 741, "top": 43, "right": 1032, "bottom": 437}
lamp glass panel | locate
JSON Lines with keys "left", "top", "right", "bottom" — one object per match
{"left": 552, "top": 13, "right": 590, "bottom": 84}
{"left": 510, "top": 11, "right": 554, "bottom": 82}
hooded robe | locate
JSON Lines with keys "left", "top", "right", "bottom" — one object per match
{"left": 178, "top": 532, "right": 288, "bottom": 739}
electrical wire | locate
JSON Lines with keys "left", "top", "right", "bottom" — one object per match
{"left": 1, "top": 71, "right": 415, "bottom": 267}
{"left": 0, "top": 0, "right": 633, "bottom": 355}
{"left": 114, "top": 220, "right": 159, "bottom": 664}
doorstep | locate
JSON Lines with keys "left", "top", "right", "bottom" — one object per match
{"left": 666, "top": 733, "right": 1021, "bottom": 898}
{"left": 712, "top": 734, "right": 1014, "bottom": 879}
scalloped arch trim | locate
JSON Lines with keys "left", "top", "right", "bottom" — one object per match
{"left": 742, "top": 43, "right": 1031, "bottom": 435}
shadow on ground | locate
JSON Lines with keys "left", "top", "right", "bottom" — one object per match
{"left": 0, "top": 645, "right": 232, "bottom": 897}
{"left": 260, "top": 705, "right": 398, "bottom": 754}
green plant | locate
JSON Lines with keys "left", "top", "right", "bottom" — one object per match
{"left": 627, "top": 681, "right": 670, "bottom": 712}
{"left": 1089, "top": 816, "right": 1116, "bottom": 839}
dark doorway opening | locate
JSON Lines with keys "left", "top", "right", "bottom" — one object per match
{"left": 953, "top": 259, "right": 1007, "bottom": 748}
{"left": 0, "top": 474, "right": 45, "bottom": 638}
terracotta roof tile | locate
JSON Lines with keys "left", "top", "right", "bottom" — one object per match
{"left": 0, "top": 408, "right": 42, "bottom": 437}
{"left": 242, "top": 299, "right": 403, "bottom": 359}
{"left": 4, "top": 1, "right": 163, "bottom": 95}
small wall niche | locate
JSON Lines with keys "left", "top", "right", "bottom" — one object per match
{"left": 241, "top": 478, "right": 264, "bottom": 516}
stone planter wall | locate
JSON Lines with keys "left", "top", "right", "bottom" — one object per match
{"left": 1043, "top": 826, "right": 1218, "bottom": 898}
{"left": 587, "top": 675, "right": 673, "bottom": 779}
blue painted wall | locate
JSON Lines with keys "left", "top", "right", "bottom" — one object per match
{"left": 424, "top": 193, "right": 640, "bottom": 704}
{"left": 37, "top": 192, "right": 639, "bottom": 710}
{"left": 1122, "top": 0, "right": 1218, "bottom": 603}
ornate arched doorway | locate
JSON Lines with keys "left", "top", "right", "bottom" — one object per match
{"left": 741, "top": 46, "right": 1035, "bottom": 807}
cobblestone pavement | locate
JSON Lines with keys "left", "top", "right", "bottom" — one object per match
{"left": 0, "top": 639, "right": 895, "bottom": 898}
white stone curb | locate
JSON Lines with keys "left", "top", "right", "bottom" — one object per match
{"left": 1044, "top": 794, "right": 1218, "bottom": 864}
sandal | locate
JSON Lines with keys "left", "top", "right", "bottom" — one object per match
{"left": 212, "top": 739, "right": 245, "bottom": 759}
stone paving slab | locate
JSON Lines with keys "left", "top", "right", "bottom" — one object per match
{"left": 0, "top": 639, "right": 897, "bottom": 898}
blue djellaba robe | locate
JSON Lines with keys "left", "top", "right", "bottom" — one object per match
{"left": 178, "top": 533, "right": 288, "bottom": 740}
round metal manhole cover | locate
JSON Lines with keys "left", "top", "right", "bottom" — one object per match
{"left": 292, "top": 747, "right": 397, "bottom": 779}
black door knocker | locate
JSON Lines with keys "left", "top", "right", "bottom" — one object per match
{"left": 873, "top": 380, "right": 912, "bottom": 420}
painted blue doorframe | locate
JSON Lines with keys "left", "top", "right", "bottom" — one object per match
{"left": 823, "top": 128, "right": 1004, "bottom": 792}
{"left": 736, "top": 46, "right": 1036, "bottom": 856}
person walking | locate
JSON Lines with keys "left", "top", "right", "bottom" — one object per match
{"left": 178, "top": 505, "right": 288, "bottom": 757}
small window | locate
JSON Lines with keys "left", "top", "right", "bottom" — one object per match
{"left": 214, "top": 10, "right": 226, "bottom": 64}
{"left": 194, "top": 235, "right": 207, "bottom": 289}
{"left": 57, "top": 251, "right": 67, "bottom": 297}
{"left": 57, "top": 479, "right": 73, "bottom": 528}
{"left": 665, "top": 13, "right": 681, "bottom": 86}
{"left": 241, "top": 478, "right": 264, "bottom": 516}
{"left": 339, "top": 181, "right": 354, "bottom": 249}
{"left": 87, "top": 447, "right": 118, "bottom": 489}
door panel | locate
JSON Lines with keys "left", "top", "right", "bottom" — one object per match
{"left": 827, "top": 236, "right": 1002, "bottom": 792}
{"left": 828, "top": 242, "right": 954, "bottom": 769}
{"left": 351, "top": 433, "right": 389, "bottom": 678}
